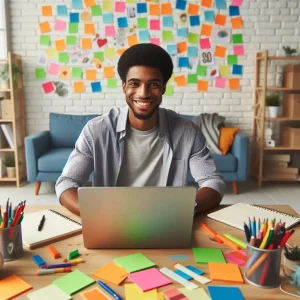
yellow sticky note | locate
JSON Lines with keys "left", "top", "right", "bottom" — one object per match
{"left": 127, "top": 35, "right": 138, "bottom": 46}
{"left": 55, "top": 39, "right": 66, "bottom": 51}
{"left": 86, "top": 69, "right": 97, "bottom": 81}
{"left": 125, "top": 284, "right": 157, "bottom": 300}
{"left": 39, "top": 21, "right": 51, "bottom": 33}
{"left": 59, "top": 67, "right": 71, "bottom": 80}
{"left": 84, "top": 23, "right": 95, "bottom": 35}
{"left": 103, "top": 0, "right": 113, "bottom": 12}
{"left": 157, "top": 292, "right": 164, "bottom": 300}
{"left": 175, "top": 75, "right": 187, "bottom": 87}
{"left": 104, "top": 66, "right": 115, "bottom": 78}
{"left": 104, "top": 48, "right": 116, "bottom": 59}
{"left": 46, "top": 48, "right": 58, "bottom": 59}
{"left": 229, "top": 78, "right": 240, "bottom": 90}
{"left": 42, "top": 5, "right": 52, "bottom": 16}
{"left": 219, "top": 65, "right": 231, "bottom": 77}
{"left": 73, "top": 81, "right": 85, "bottom": 93}
{"left": 81, "top": 38, "right": 92, "bottom": 49}
{"left": 197, "top": 80, "right": 208, "bottom": 91}
{"left": 84, "top": 0, "right": 96, "bottom": 7}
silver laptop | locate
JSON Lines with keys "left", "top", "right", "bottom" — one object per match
{"left": 78, "top": 187, "right": 196, "bottom": 249}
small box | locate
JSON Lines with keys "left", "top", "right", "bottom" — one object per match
{"left": 283, "top": 93, "right": 300, "bottom": 119}
{"left": 281, "top": 127, "right": 300, "bottom": 148}
{"left": 282, "top": 64, "right": 300, "bottom": 88}
{"left": 1, "top": 100, "right": 13, "bottom": 119}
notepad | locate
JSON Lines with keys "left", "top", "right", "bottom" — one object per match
{"left": 192, "top": 248, "right": 226, "bottom": 264}
{"left": 208, "top": 262, "right": 244, "bottom": 283}
{"left": 93, "top": 262, "right": 128, "bottom": 285}
{"left": 207, "top": 203, "right": 300, "bottom": 230}
{"left": 0, "top": 275, "right": 32, "bottom": 300}
{"left": 22, "top": 209, "right": 82, "bottom": 249}
{"left": 125, "top": 284, "right": 158, "bottom": 300}
{"left": 179, "top": 287, "right": 211, "bottom": 300}
{"left": 81, "top": 287, "right": 110, "bottom": 300}
{"left": 27, "top": 284, "right": 71, "bottom": 300}
{"left": 208, "top": 286, "right": 245, "bottom": 300}
{"left": 224, "top": 250, "right": 247, "bottom": 266}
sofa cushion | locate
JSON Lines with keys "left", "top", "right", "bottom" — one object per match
{"left": 211, "top": 153, "right": 237, "bottom": 172}
{"left": 38, "top": 148, "right": 73, "bottom": 172}
{"left": 50, "top": 113, "right": 99, "bottom": 148}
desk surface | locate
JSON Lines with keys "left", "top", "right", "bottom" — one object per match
{"left": 1, "top": 205, "right": 299, "bottom": 300}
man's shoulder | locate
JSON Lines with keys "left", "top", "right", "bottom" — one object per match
{"left": 87, "top": 107, "right": 123, "bottom": 129}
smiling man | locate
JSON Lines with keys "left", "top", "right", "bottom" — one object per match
{"left": 56, "top": 43, "right": 225, "bottom": 216}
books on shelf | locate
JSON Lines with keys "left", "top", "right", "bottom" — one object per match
{"left": 0, "top": 124, "right": 14, "bottom": 149}
{"left": 264, "top": 154, "right": 291, "bottom": 162}
{"left": 264, "top": 161, "right": 288, "bottom": 168}
{"left": 0, "top": 128, "right": 9, "bottom": 148}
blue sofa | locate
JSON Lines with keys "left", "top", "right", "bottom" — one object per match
{"left": 25, "top": 113, "right": 249, "bottom": 195}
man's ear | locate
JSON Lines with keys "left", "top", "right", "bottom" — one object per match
{"left": 122, "top": 81, "right": 126, "bottom": 93}
{"left": 162, "top": 84, "right": 166, "bottom": 95}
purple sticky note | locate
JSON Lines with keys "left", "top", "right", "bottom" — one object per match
{"left": 105, "top": 25, "right": 116, "bottom": 37}
{"left": 215, "top": 77, "right": 226, "bottom": 89}
{"left": 199, "top": 38, "right": 211, "bottom": 49}
{"left": 150, "top": 19, "right": 160, "bottom": 30}
{"left": 54, "top": 20, "right": 66, "bottom": 32}
{"left": 42, "top": 81, "right": 55, "bottom": 94}
{"left": 115, "top": 1, "right": 126, "bottom": 12}
{"left": 233, "top": 45, "right": 245, "bottom": 56}
{"left": 47, "top": 63, "right": 60, "bottom": 76}
{"left": 150, "top": 38, "right": 160, "bottom": 46}
{"left": 232, "top": 0, "right": 243, "bottom": 5}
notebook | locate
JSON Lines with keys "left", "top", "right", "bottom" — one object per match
{"left": 207, "top": 203, "right": 300, "bottom": 231}
{"left": 22, "top": 209, "right": 82, "bottom": 249}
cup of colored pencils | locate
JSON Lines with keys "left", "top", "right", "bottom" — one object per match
{"left": 243, "top": 217, "right": 294, "bottom": 288}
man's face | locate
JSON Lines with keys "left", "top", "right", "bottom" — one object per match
{"left": 122, "top": 66, "right": 166, "bottom": 120}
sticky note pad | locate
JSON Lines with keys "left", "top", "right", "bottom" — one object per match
{"left": 232, "top": 64, "right": 243, "bottom": 75}
{"left": 27, "top": 284, "right": 71, "bottom": 300}
{"left": 165, "top": 85, "right": 173, "bottom": 96}
{"left": 85, "top": 0, "right": 96, "bottom": 8}
{"left": 150, "top": 20, "right": 160, "bottom": 30}
{"left": 202, "top": 0, "right": 213, "bottom": 8}
{"left": 66, "top": 36, "right": 77, "bottom": 45}
{"left": 204, "top": 10, "right": 215, "bottom": 22}
{"left": 40, "top": 35, "right": 50, "bottom": 46}
{"left": 215, "top": 77, "right": 226, "bottom": 89}
{"left": 81, "top": 288, "right": 110, "bottom": 300}
{"left": 137, "top": 17, "right": 147, "bottom": 29}
{"left": 42, "top": 82, "right": 55, "bottom": 94}
{"left": 178, "top": 28, "right": 188, "bottom": 37}
{"left": 174, "top": 270, "right": 193, "bottom": 280}
{"left": 103, "top": 0, "right": 113, "bottom": 11}
{"left": 117, "top": 17, "right": 128, "bottom": 28}
{"left": 215, "top": 45, "right": 226, "bottom": 58}
{"left": 188, "top": 4, "right": 199, "bottom": 15}
{"left": 176, "top": 0, "right": 187, "bottom": 11}
{"left": 224, "top": 250, "right": 246, "bottom": 265}
{"left": 227, "top": 55, "right": 238, "bottom": 65}
{"left": 103, "top": 66, "right": 115, "bottom": 78}
{"left": 139, "top": 30, "right": 149, "bottom": 41}
{"left": 115, "top": 1, "right": 126, "bottom": 13}
{"left": 70, "top": 12, "right": 79, "bottom": 23}
{"left": 91, "top": 5, "right": 102, "bottom": 16}
{"left": 86, "top": 69, "right": 97, "bottom": 81}
{"left": 114, "top": 253, "right": 156, "bottom": 273}
{"left": 72, "top": 67, "right": 82, "bottom": 79}
{"left": 150, "top": 38, "right": 160, "bottom": 46}
{"left": 231, "top": 16, "right": 243, "bottom": 29}
{"left": 229, "top": 78, "right": 240, "bottom": 90}
{"left": 55, "top": 20, "right": 66, "bottom": 32}
{"left": 197, "top": 80, "right": 208, "bottom": 91}
{"left": 125, "top": 284, "right": 158, "bottom": 300}
{"left": 197, "top": 65, "right": 207, "bottom": 76}
{"left": 104, "top": 48, "right": 116, "bottom": 59}
{"left": 0, "top": 275, "right": 32, "bottom": 299}
{"left": 208, "top": 262, "right": 244, "bottom": 283}
{"left": 103, "top": 13, "right": 113, "bottom": 24}
{"left": 161, "top": 3, "right": 172, "bottom": 15}
{"left": 107, "top": 78, "right": 117, "bottom": 88}
{"left": 219, "top": 65, "right": 230, "bottom": 77}
{"left": 72, "top": 0, "right": 83, "bottom": 9}
{"left": 229, "top": 5, "right": 240, "bottom": 16}
{"left": 233, "top": 45, "right": 245, "bottom": 56}
{"left": 59, "top": 52, "right": 69, "bottom": 63}
{"left": 177, "top": 41, "right": 187, "bottom": 53}
{"left": 57, "top": 5, "right": 68, "bottom": 16}
{"left": 69, "top": 23, "right": 79, "bottom": 34}
{"left": 178, "top": 57, "right": 189, "bottom": 68}
{"left": 215, "top": 0, "right": 226, "bottom": 9}
{"left": 163, "top": 16, "right": 173, "bottom": 27}
{"left": 82, "top": 38, "right": 92, "bottom": 49}
{"left": 42, "top": 5, "right": 52, "bottom": 16}
{"left": 48, "top": 62, "right": 60, "bottom": 76}
{"left": 200, "top": 38, "right": 211, "bottom": 49}
{"left": 73, "top": 81, "right": 85, "bottom": 93}
{"left": 85, "top": 23, "right": 95, "bottom": 35}
{"left": 201, "top": 24, "right": 213, "bottom": 36}
{"left": 188, "top": 33, "right": 199, "bottom": 45}
{"left": 55, "top": 39, "right": 66, "bottom": 51}
{"left": 192, "top": 248, "right": 226, "bottom": 264}
{"left": 215, "top": 14, "right": 226, "bottom": 26}
{"left": 232, "top": 33, "right": 243, "bottom": 44}
{"left": 149, "top": 4, "right": 160, "bottom": 15}
{"left": 232, "top": 0, "right": 243, "bottom": 6}
{"left": 137, "top": 3, "right": 147, "bottom": 14}
{"left": 175, "top": 75, "right": 187, "bottom": 87}
{"left": 39, "top": 21, "right": 51, "bottom": 33}
{"left": 127, "top": 35, "right": 138, "bottom": 46}
{"left": 208, "top": 286, "right": 245, "bottom": 300}
{"left": 94, "top": 52, "right": 104, "bottom": 61}
{"left": 91, "top": 81, "right": 102, "bottom": 92}
{"left": 35, "top": 68, "right": 46, "bottom": 79}
{"left": 162, "top": 30, "right": 173, "bottom": 42}
{"left": 179, "top": 287, "right": 211, "bottom": 300}
{"left": 189, "top": 16, "right": 200, "bottom": 27}
{"left": 163, "top": 288, "right": 189, "bottom": 300}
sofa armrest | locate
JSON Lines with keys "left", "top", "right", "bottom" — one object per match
{"left": 231, "top": 133, "right": 249, "bottom": 181}
{"left": 25, "top": 131, "right": 51, "bottom": 181}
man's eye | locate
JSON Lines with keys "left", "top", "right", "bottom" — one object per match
{"left": 129, "top": 82, "right": 139, "bottom": 87}
{"left": 150, "top": 83, "right": 159, "bottom": 88}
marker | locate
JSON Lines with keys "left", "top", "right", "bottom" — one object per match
{"left": 37, "top": 267, "right": 72, "bottom": 275}
{"left": 98, "top": 280, "right": 122, "bottom": 300}
{"left": 243, "top": 222, "right": 251, "bottom": 243}
{"left": 69, "top": 257, "right": 84, "bottom": 264}
{"left": 200, "top": 223, "right": 223, "bottom": 243}
{"left": 46, "top": 262, "right": 78, "bottom": 269}
{"left": 38, "top": 215, "right": 46, "bottom": 231}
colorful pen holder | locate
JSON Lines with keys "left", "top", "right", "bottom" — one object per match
{"left": 244, "top": 244, "right": 282, "bottom": 289}
{"left": 0, "top": 224, "right": 24, "bottom": 261}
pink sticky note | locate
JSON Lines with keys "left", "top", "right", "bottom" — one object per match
{"left": 42, "top": 81, "right": 55, "bottom": 94}
{"left": 224, "top": 250, "right": 247, "bottom": 266}
{"left": 105, "top": 25, "right": 116, "bottom": 37}
{"left": 115, "top": 1, "right": 126, "bottom": 12}
{"left": 215, "top": 77, "right": 226, "bottom": 89}
{"left": 199, "top": 38, "right": 211, "bottom": 49}
{"left": 150, "top": 38, "right": 160, "bottom": 46}
{"left": 54, "top": 20, "right": 66, "bottom": 32}
{"left": 232, "top": 0, "right": 243, "bottom": 6}
{"left": 47, "top": 62, "right": 60, "bottom": 76}
{"left": 128, "top": 268, "right": 172, "bottom": 292}
{"left": 233, "top": 45, "right": 245, "bottom": 56}
{"left": 150, "top": 19, "right": 160, "bottom": 30}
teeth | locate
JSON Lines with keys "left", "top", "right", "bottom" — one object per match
{"left": 136, "top": 101, "right": 151, "bottom": 107}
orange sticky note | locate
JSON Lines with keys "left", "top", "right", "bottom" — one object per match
{"left": 215, "top": 45, "right": 227, "bottom": 58}
{"left": 161, "top": 3, "right": 173, "bottom": 15}
{"left": 215, "top": 14, "right": 226, "bottom": 26}
{"left": 201, "top": 0, "right": 213, "bottom": 8}
{"left": 175, "top": 75, "right": 187, "bottom": 87}
{"left": 208, "top": 263, "right": 244, "bottom": 283}
{"left": 82, "top": 38, "right": 92, "bottom": 49}
{"left": 188, "top": 4, "right": 199, "bottom": 15}
{"left": 229, "top": 78, "right": 240, "bottom": 90}
{"left": 74, "top": 81, "right": 85, "bottom": 93}
{"left": 117, "top": 48, "right": 127, "bottom": 56}
{"left": 149, "top": 4, "right": 160, "bottom": 16}
{"left": 86, "top": 69, "right": 97, "bottom": 80}
{"left": 39, "top": 21, "right": 51, "bottom": 33}
{"left": 104, "top": 66, "right": 115, "bottom": 78}
{"left": 201, "top": 24, "right": 213, "bottom": 36}
{"left": 84, "top": 23, "right": 95, "bottom": 35}
{"left": 93, "top": 262, "right": 128, "bottom": 285}
{"left": 81, "top": 287, "right": 110, "bottom": 300}
{"left": 177, "top": 41, "right": 187, "bottom": 53}
{"left": 84, "top": 0, "right": 96, "bottom": 7}
{"left": 0, "top": 275, "right": 32, "bottom": 299}
{"left": 55, "top": 39, "right": 66, "bottom": 51}
{"left": 42, "top": 5, "right": 52, "bottom": 16}
{"left": 197, "top": 80, "right": 208, "bottom": 91}
{"left": 127, "top": 35, "right": 138, "bottom": 46}
{"left": 231, "top": 16, "right": 243, "bottom": 29}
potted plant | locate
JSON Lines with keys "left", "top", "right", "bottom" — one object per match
{"left": 283, "top": 46, "right": 298, "bottom": 57}
{"left": 283, "top": 245, "right": 300, "bottom": 277}
{"left": 4, "top": 156, "right": 15, "bottom": 178}
{"left": 266, "top": 94, "right": 280, "bottom": 118}
{"left": 0, "top": 64, "right": 10, "bottom": 90}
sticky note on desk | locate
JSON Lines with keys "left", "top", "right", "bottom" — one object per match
{"left": 208, "top": 262, "right": 244, "bottom": 283}
{"left": 81, "top": 287, "right": 110, "bottom": 300}
{"left": 125, "top": 284, "right": 158, "bottom": 300}
{"left": 224, "top": 250, "right": 246, "bottom": 265}
{"left": 93, "top": 262, "right": 128, "bottom": 285}
{"left": 192, "top": 248, "right": 226, "bottom": 264}
{"left": 27, "top": 284, "right": 71, "bottom": 300}
{"left": 179, "top": 287, "right": 211, "bottom": 300}
{"left": 208, "top": 286, "right": 245, "bottom": 300}
{"left": 0, "top": 275, "right": 32, "bottom": 300}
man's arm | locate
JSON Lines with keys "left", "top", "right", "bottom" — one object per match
{"left": 195, "top": 187, "right": 221, "bottom": 215}
{"left": 60, "top": 188, "right": 80, "bottom": 216}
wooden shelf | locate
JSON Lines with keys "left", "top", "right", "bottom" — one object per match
{"left": 265, "top": 117, "right": 300, "bottom": 121}
{"left": 264, "top": 146, "right": 300, "bottom": 151}
{"left": 262, "top": 177, "right": 300, "bottom": 182}
{"left": 256, "top": 87, "right": 300, "bottom": 91}
{"left": 0, "top": 148, "right": 14, "bottom": 152}
{"left": 0, "top": 89, "right": 11, "bottom": 92}
{"left": 0, "top": 177, "right": 17, "bottom": 182}
{"left": 268, "top": 56, "right": 300, "bottom": 61}
{"left": 0, "top": 119, "right": 13, "bottom": 122}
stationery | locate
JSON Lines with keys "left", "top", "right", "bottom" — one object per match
{"left": 163, "top": 288, "right": 189, "bottom": 300}
{"left": 98, "top": 280, "right": 122, "bottom": 300}
{"left": 173, "top": 263, "right": 211, "bottom": 284}
{"left": 0, "top": 275, "right": 32, "bottom": 299}
{"left": 81, "top": 287, "right": 110, "bottom": 300}
{"left": 93, "top": 262, "right": 128, "bottom": 285}
{"left": 207, "top": 286, "right": 245, "bottom": 300}
{"left": 38, "top": 215, "right": 45, "bottom": 231}
{"left": 192, "top": 248, "right": 226, "bottom": 264}
{"left": 125, "top": 284, "right": 157, "bottom": 300}
{"left": 208, "top": 262, "right": 244, "bottom": 283}
{"left": 27, "top": 284, "right": 71, "bottom": 300}
{"left": 224, "top": 250, "right": 247, "bottom": 266}
{"left": 178, "top": 287, "right": 211, "bottom": 300}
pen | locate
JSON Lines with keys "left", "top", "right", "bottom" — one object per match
{"left": 38, "top": 215, "right": 46, "bottom": 231}
{"left": 37, "top": 267, "right": 72, "bottom": 275}
{"left": 46, "top": 262, "right": 78, "bottom": 269}
{"left": 98, "top": 280, "right": 122, "bottom": 300}
{"left": 278, "top": 230, "right": 294, "bottom": 248}
{"left": 243, "top": 222, "right": 251, "bottom": 243}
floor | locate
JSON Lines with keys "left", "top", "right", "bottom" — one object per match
{"left": 0, "top": 180, "right": 299, "bottom": 213}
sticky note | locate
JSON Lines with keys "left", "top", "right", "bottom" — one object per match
{"left": 84, "top": 0, "right": 96, "bottom": 8}
{"left": 40, "top": 35, "right": 50, "bottom": 46}
{"left": 204, "top": 10, "right": 215, "bottom": 22}
{"left": 188, "top": 4, "right": 199, "bottom": 15}
{"left": 127, "top": 34, "right": 138, "bottom": 46}
{"left": 186, "top": 265, "right": 204, "bottom": 275}
{"left": 27, "top": 284, "right": 71, "bottom": 300}
{"left": 91, "top": 81, "right": 102, "bottom": 92}
{"left": 201, "top": 0, "right": 212, "bottom": 8}
{"left": 94, "top": 52, "right": 104, "bottom": 61}
{"left": 0, "top": 275, "right": 32, "bottom": 299}
{"left": 150, "top": 20, "right": 160, "bottom": 30}
{"left": 178, "top": 57, "right": 189, "bottom": 68}
{"left": 215, "top": 0, "right": 226, "bottom": 9}
{"left": 179, "top": 288, "right": 211, "bottom": 300}
{"left": 163, "top": 16, "right": 173, "bottom": 27}
{"left": 200, "top": 38, "right": 211, "bottom": 49}
{"left": 42, "top": 82, "right": 55, "bottom": 94}
{"left": 81, "top": 288, "right": 109, "bottom": 300}
{"left": 91, "top": 5, "right": 102, "bottom": 16}
{"left": 215, "top": 77, "right": 226, "bottom": 89}
{"left": 35, "top": 68, "right": 46, "bottom": 79}
{"left": 72, "top": 0, "right": 83, "bottom": 9}
{"left": 197, "top": 65, "right": 207, "bottom": 76}
{"left": 39, "top": 22, "right": 51, "bottom": 33}
{"left": 137, "top": 17, "right": 147, "bottom": 29}
{"left": 232, "top": 33, "right": 243, "bottom": 44}
{"left": 161, "top": 3, "right": 172, "bottom": 15}
{"left": 177, "top": 41, "right": 187, "bottom": 53}
{"left": 176, "top": 0, "right": 187, "bottom": 11}
{"left": 103, "top": 13, "right": 113, "bottom": 24}
{"left": 70, "top": 12, "right": 79, "bottom": 23}
{"left": 232, "top": 0, "right": 243, "bottom": 6}
{"left": 103, "top": 66, "right": 114, "bottom": 78}
{"left": 215, "top": 45, "right": 226, "bottom": 58}
{"left": 197, "top": 80, "right": 208, "bottom": 91}
{"left": 231, "top": 16, "right": 243, "bottom": 29}
{"left": 215, "top": 14, "right": 226, "bottom": 26}
{"left": 69, "top": 23, "right": 79, "bottom": 34}
{"left": 208, "top": 286, "right": 245, "bottom": 300}
{"left": 59, "top": 67, "right": 71, "bottom": 80}
{"left": 84, "top": 23, "right": 95, "bottom": 35}
{"left": 117, "top": 17, "right": 128, "bottom": 28}
{"left": 82, "top": 38, "right": 92, "bottom": 49}
{"left": 59, "top": 52, "right": 69, "bottom": 63}
{"left": 219, "top": 65, "right": 230, "bottom": 77}
{"left": 174, "top": 270, "right": 193, "bottom": 280}
{"left": 103, "top": 0, "right": 113, "bottom": 12}
{"left": 208, "top": 263, "right": 244, "bottom": 283}
{"left": 73, "top": 81, "right": 85, "bottom": 93}
{"left": 85, "top": 69, "right": 96, "bottom": 81}
{"left": 137, "top": 3, "right": 147, "bottom": 14}
{"left": 178, "top": 28, "right": 188, "bottom": 37}
{"left": 162, "top": 30, "right": 173, "bottom": 42}
{"left": 72, "top": 67, "right": 82, "bottom": 79}
{"left": 104, "top": 48, "right": 116, "bottom": 59}
{"left": 46, "top": 48, "right": 57, "bottom": 59}
{"left": 139, "top": 30, "right": 149, "bottom": 41}
{"left": 189, "top": 16, "right": 200, "bottom": 27}
{"left": 54, "top": 20, "right": 66, "bottom": 32}
{"left": 165, "top": 85, "right": 173, "bottom": 96}
{"left": 57, "top": 5, "right": 68, "bottom": 16}
{"left": 48, "top": 63, "right": 60, "bottom": 76}
{"left": 149, "top": 4, "right": 160, "bottom": 15}
{"left": 188, "top": 74, "right": 198, "bottom": 84}
{"left": 115, "top": 1, "right": 126, "bottom": 12}
{"left": 174, "top": 75, "right": 187, "bottom": 87}
{"left": 224, "top": 250, "right": 246, "bottom": 265}
{"left": 66, "top": 36, "right": 77, "bottom": 45}
{"left": 202, "top": 24, "right": 213, "bottom": 36}
{"left": 233, "top": 45, "right": 244, "bottom": 56}
{"left": 229, "top": 78, "right": 240, "bottom": 90}
{"left": 107, "top": 78, "right": 117, "bottom": 88}
{"left": 188, "top": 33, "right": 199, "bottom": 45}
{"left": 232, "top": 64, "right": 243, "bottom": 75}
{"left": 229, "top": 5, "right": 240, "bottom": 16}
{"left": 42, "top": 5, "right": 52, "bottom": 16}
{"left": 227, "top": 54, "right": 238, "bottom": 65}
{"left": 150, "top": 38, "right": 160, "bottom": 46}
{"left": 55, "top": 39, "right": 66, "bottom": 51}
{"left": 125, "top": 284, "right": 157, "bottom": 300}
{"left": 187, "top": 46, "right": 198, "bottom": 57}
{"left": 192, "top": 248, "right": 226, "bottom": 264}
{"left": 105, "top": 25, "right": 115, "bottom": 37}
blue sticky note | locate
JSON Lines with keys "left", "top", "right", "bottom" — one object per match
{"left": 215, "top": 0, "right": 226, "bottom": 9}
{"left": 174, "top": 270, "right": 193, "bottom": 280}
{"left": 72, "top": 0, "right": 83, "bottom": 9}
{"left": 177, "top": 28, "right": 188, "bottom": 37}
{"left": 57, "top": 5, "right": 68, "bottom": 16}
{"left": 232, "top": 64, "right": 243, "bottom": 75}
{"left": 208, "top": 286, "right": 245, "bottom": 300}
{"left": 117, "top": 17, "right": 128, "bottom": 28}
{"left": 204, "top": 10, "right": 215, "bottom": 22}
{"left": 69, "top": 12, "right": 79, "bottom": 23}
{"left": 188, "top": 46, "right": 198, "bottom": 57}
{"left": 32, "top": 254, "right": 46, "bottom": 267}
{"left": 178, "top": 57, "right": 189, "bottom": 68}
{"left": 229, "top": 5, "right": 240, "bottom": 16}
{"left": 138, "top": 30, "right": 149, "bottom": 41}
{"left": 91, "top": 82, "right": 102, "bottom": 93}
{"left": 163, "top": 16, "right": 173, "bottom": 28}
{"left": 168, "top": 255, "right": 188, "bottom": 260}
{"left": 103, "top": 13, "right": 113, "bottom": 24}
{"left": 186, "top": 265, "right": 204, "bottom": 275}
{"left": 176, "top": 0, "right": 187, "bottom": 10}
{"left": 167, "top": 44, "right": 177, "bottom": 55}
{"left": 190, "top": 16, "right": 200, "bottom": 27}
{"left": 137, "top": 3, "right": 147, "bottom": 14}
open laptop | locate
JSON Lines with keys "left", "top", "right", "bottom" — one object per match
{"left": 78, "top": 187, "right": 196, "bottom": 249}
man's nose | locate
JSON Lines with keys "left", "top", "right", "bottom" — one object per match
{"left": 137, "top": 84, "right": 151, "bottom": 98}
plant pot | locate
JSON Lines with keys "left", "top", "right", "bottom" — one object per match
{"left": 283, "top": 255, "right": 300, "bottom": 277}
{"left": 6, "top": 167, "right": 15, "bottom": 178}
{"left": 267, "top": 106, "right": 279, "bottom": 118}
{"left": 0, "top": 81, "right": 9, "bottom": 90}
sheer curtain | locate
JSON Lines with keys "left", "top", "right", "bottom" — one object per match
{"left": 0, "top": 1, "right": 8, "bottom": 58}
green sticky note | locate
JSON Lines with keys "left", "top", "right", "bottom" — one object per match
{"left": 107, "top": 78, "right": 117, "bottom": 88}
{"left": 66, "top": 36, "right": 77, "bottom": 45}
{"left": 94, "top": 52, "right": 104, "bottom": 61}
{"left": 137, "top": 17, "right": 147, "bottom": 29}
{"left": 227, "top": 55, "right": 238, "bottom": 65}
{"left": 53, "top": 270, "right": 95, "bottom": 296}
{"left": 72, "top": 67, "right": 82, "bottom": 79}
{"left": 69, "top": 23, "right": 79, "bottom": 34}
{"left": 126, "top": 0, "right": 136, "bottom": 3}
{"left": 197, "top": 65, "right": 207, "bottom": 76}
{"left": 188, "top": 33, "right": 199, "bottom": 45}
{"left": 163, "top": 30, "right": 173, "bottom": 42}
{"left": 40, "top": 35, "right": 50, "bottom": 46}
{"left": 35, "top": 68, "right": 46, "bottom": 79}
{"left": 165, "top": 85, "right": 173, "bottom": 96}
{"left": 232, "top": 33, "right": 243, "bottom": 44}
{"left": 59, "top": 52, "right": 69, "bottom": 63}
{"left": 114, "top": 253, "right": 156, "bottom": 273}
{"left": 91, "top": 5, "right": 102, "bottom": 16}
{"left": 188, "top": 74, "right": 198, "bottom": 84}
{"left": 192, "top": 248, "right": 226, "bottom": 264}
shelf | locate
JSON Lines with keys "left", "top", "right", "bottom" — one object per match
{"left": 262, "top": 177, "right": 300, "bottom": 182}
{"left": 264, "top": 146, "right": 300, "bottom": 151}
{"left": 0, "top": 119, "right": 14, "bottom": 122}
{"left": 268, "top": 56, "right": 300, "bottom": 61}
{"left": 0, "top": 89, "right": 11, "bottom": 92}
{"left": 265, "top": 117, "right": 300, "bottom": 121}
{"left": 0, "top": 148, "right": 14, "bottom": 152}
{"left": 0, "top": 177, "right": 17, "bottom": 182}
{"left": 256, "top": 87, "right": 300, "bottom": 91}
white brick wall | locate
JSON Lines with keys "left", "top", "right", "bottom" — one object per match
{"left": 8, "top": 0, "right": 300, "bottom": 136}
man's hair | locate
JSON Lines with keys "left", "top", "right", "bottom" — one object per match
{"left": 117, "top": 43, "right": 173, "bottom": 84}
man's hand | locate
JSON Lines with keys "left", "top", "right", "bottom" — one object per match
{"left": 60, "top": 188, "right": 80, "bottom": 216}
{"left": 195, "top": 187, "right": 222, "bottom": 215}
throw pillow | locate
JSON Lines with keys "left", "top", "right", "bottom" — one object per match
{"left": 219, "top": 127, "right": 239, "bottom": 155}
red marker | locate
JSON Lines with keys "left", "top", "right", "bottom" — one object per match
{"left": 278, "top": 230, "right": 294, "bottom": 248}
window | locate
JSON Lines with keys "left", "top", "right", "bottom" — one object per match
{"left": 0, "top": 1, "right": 8, "bottom": 58}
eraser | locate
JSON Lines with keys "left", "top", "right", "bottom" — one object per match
{"left": 69, "top": 249, "right": 79, "bottom": 260}
{"left": 48, "top": 246, "right": 61, "bottom": 259}
{"left": 32, "top": 254, "right": 46, "bottom": 267}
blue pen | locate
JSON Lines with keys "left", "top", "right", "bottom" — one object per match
{"left": 257, "top": 218, "right": 261, "bottom": 239}
{"left": 252, "top": 217, "right": 256, "bottom": 238}
{"left": 98, "top": 280, "right": 122, "bottom": 300}
{"left": 248, "top": 217, "right": 252, "bottom": 236}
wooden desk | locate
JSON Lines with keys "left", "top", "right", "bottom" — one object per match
{"left": 1, "top": 205, "right": 299, "bottom": 299}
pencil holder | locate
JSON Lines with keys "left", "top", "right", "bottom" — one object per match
{"left": 244, "top": 244, "right": 282, "bottom": 289}
{"left": 0, "top": 224, "right": 24, "bottom": 261}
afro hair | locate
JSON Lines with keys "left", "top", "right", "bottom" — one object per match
{"left": 117, "top": 43, "right": 173, "bottom": 84}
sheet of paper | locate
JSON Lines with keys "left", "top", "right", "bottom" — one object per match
{"left": 47, "top": 62, "right": 60, "bottom": 76}
{"left": 137, "top": 17, "right": 147, "bottom": 29}
{"left": 190, "top": 16, "right": 200, "bottom": 27}
{"left": 161, "top": 3, "right": 172, "bottom": 15}
{"left": 197, "top": 65, "right": 207, "bottom": 76}
{"left": 163, "top": 16, "right": 173, "bottom": 27}
{"left": 27, "top": 284, "right": 71, "bottom": 300}
{"left": 201, "top": 24, "right": 213, "bottom": 36}
{"left": 105, "top": 25, "right": 116, "bottom": 37}
{"left": 208, "top": 286, "right": 245, "bottom": 300}
{"left": 86, "top": 69, "right": 97, "bottom": 81}
{"left": 208, "top": 262, "right": 244, "bottom": 283}
{"left": 66, "top": 36, "right": 77, "bottom": 45}
{"left": 187, "top": 74, "right": 197, "bottom": 84}
{"left": 162, "top": 30, "right": 173, "bottom": 42}
{"left": 40, "top": 35, "right": 50, "bottom": 46}
{"left": 229, "top": 78, "right": 240, "bottom": 90}
{"left": 215, "top": 77, "right": 226, "bottom": 89}
{"left": 115, "top": 1, "right": 126, "bottom": 12}
{"left": 104, "top": 48, "right": 116, "bottom": 59}
{"left": 177, "top": 41, "right": 187, "bottom": 53}
{"left": 188, "top": 46, "right": 197, "bottom": 57}
{"left": 192, "top": 248, "right": 226, "bottom": 264}
{"left": 55, "top": 39, "right": 66, "bottom": 51}
{"left": 188, "top": 3, "right": 199, "bottom": 15}
{"left": 35, "top": 68, "right": 46, "bottom": 79}
{"left": 57, "top": 5, "right": 68, "bottom": 16}
{"left": 179, "top": 287, "right": 211, "bottom": 300}
{"left": 54, "top": 20, "right": 66, "bottom": 32}
{"left": 91, "top": 81, "right": 102, "bottom": 92}
{"left": 232, "top": 33, "right": 243, "bottom": 44}
{"left": 107, "top": 78, "right": 117, "bottom": 88}
{"left": 149, "top": 4, "right": 160, "bottom": 15}
{"left": 215, "top": 45, "right": 226, "bottom": 58}
{"left": 82, "top": 38, "right": 92, "bottom": 49}
{"left": 42, "top": 82, "right": 55, "bottom": 94}
{"left": 229, "top": 5, "right": 240, "bottom": 16}
{"left": 174, "top": 75, "right": 187, "bottom": 87}
{"left": 103, "top": 0, "right": 113, "bottom": 11}
{"left": 197, "top": 80, "right": 208, "bottom": 91}
{"left": 103, "top": 13, "right": 113, "bottom": 24}
{"left": 69, "top": 23, "right": 79, "bottom": 34}
{"left": 125, "top": 284, "right": 158, "bottom": 300}
{"left": 85, "top": 23, "right": 95, "bottom": 35}
{"left": 72, "top": 67, "right": 83, "bottom": 79}
{"left": 178, "top": 57, "right": 189, "bottom": 68}
{"left": 70, "top": 12, "right": 79, "bottom": 23}
{"left": 60, "top": 67, "right": 71, "bottom": 80}
{"left": 103, "top": 66, "right": 115, "bottom": 78}
{"left": 232, "top": 64, "right": 243, "bottom": 75}
{"left": 137, "top": 3, "right": 147, "bottom": 13}
{"left": 178, "top": 27, "right": 188, "bottom": 37}
{"left": 73, "top": 81, "right": 85, "bottom": 93}
{"left": 39, "top": 21, "right": 51, "bottom": 33}
{"left": 187, "top": 32, "right": 198, "bottom": 45}
{"left": 0, "top": 275, "right": 32, "bottom": 299}
{"left": 231, "top": 17, "right": 243, "bottom": 29}
{"left": 139, "top": 30, "right": 149, "bottom": 41}
{"left": 214, "top": 28, "right": 231, "bottom": 44}
{"left": 150, "top": 20, "right": 160, "bottom": 30}
{"left": 81, "top": 287, "right": 110, "bottom": 300}
{"left": 42, "top": 5, "right": 52, "bottom": 16}
{"left": 199, "top": 49, "right": 214, "bottom": 65}
{"left": 117, "top": 17, "right": 128, "bottom": 28}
